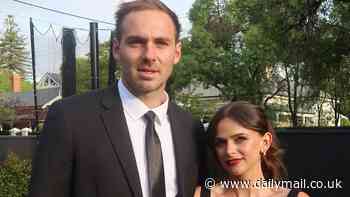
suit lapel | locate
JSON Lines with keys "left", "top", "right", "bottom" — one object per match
{"left": 100, "top": 86, "right": 142, "bottom": 197}
{"left": 168, "top": 103, "right": 186, "bottom": 197}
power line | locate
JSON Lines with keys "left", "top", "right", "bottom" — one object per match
{"left": 13, "top": 0, "right": 115, "bottom": 26}
{"left": 0, "top": 10, "right": 90, "bottom": 32}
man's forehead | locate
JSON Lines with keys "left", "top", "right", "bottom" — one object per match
{"left": 120, "top": 10, "right": 176, "bottom": 35}
{"left": 122, "top": 10, "right": 172, "bottom": 24}
{"left": 124, "top": 34, "right": 172, "bottom": 41}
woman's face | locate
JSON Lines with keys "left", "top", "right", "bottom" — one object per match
{"left": 214, "top": 118, "right": 271, "bottom": 180}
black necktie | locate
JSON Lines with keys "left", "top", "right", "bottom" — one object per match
{"left": 144, "top": 111, "right": 166, "bottom": 197}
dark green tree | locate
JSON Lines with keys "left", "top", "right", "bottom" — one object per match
{"left": 186, "top": 0, "right": 292, "bottom": 107}
{"left": 0, "top": 15, "right": 29, "bottom": 75}
{"left": 0, "top": 95, "right": 16, "bottom": 129}
{"left": 187, "top": 0, "right": 350, "bottom": 127}
{"left": 75, "top": 41, "right": 116, "bottom": 94}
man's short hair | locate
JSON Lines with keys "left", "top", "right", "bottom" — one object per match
{"left": 115, "top": 0, "right": 181, "bottom": 42}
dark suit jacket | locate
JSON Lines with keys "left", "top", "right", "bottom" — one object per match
{"left": 29, "top": 85, "right": 206, "bottom": 197}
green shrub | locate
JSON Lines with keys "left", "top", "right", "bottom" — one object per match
{"left": 341, "top": 118, "right": 350, "bottom": 127}
{"left": 0, "top": 152, "right": 31, "bottom": 197}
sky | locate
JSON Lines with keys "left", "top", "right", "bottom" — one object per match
{"left": 0, "top": 0, "right": 195, "bottom": 78}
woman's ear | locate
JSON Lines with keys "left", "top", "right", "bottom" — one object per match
{"left": 261, "top": 132, "right": 272, "bottom": 155}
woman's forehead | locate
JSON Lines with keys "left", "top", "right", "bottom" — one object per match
{"left": 216, "top": 118, "right": 258, "bottom": 137}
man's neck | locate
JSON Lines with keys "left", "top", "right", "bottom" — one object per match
{"left": 138, "top": 91, "right": 167, "bottom": 109}
{"left": 121, "top": 79, "right": 167, "bottom": 108}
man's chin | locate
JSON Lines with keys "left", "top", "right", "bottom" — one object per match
{"left": 135, "top": 82, "right": 164, "bottom": 95}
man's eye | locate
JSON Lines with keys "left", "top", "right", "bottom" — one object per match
{"left": 128, "top": 41, "right": 142, "bottom": 46}
{"left": 155, "top": 40, "right": 169, "bottom": 48}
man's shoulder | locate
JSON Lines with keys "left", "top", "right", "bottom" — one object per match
{"left": 51, "top": 86, "right": 116, "bottom": 111}
{"left": 168, "top": 102, "right": 200, "bottom": 123}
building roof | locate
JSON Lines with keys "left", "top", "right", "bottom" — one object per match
{"left": 48, "top": 73, "right": 61, "bottom": 84}
{"left": 37, "top": 72, "right": 62, "bottom": 89}
{"left": 7, "top": 87, "right": 61, "bottom": 107}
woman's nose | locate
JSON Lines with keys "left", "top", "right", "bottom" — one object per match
{"left": 225, "top": 140, "right": 237, "bottom": 155}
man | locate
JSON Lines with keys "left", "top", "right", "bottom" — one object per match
{"left": 29, "top": 1, "right": 205, "bottom": 197}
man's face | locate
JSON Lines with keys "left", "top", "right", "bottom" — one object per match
{"left": 113, "top": 10, "right": 181, "bottom": 96}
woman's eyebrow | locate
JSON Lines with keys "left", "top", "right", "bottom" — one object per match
{"left": 216, "top": 132, "right": 247, "bottom": 140}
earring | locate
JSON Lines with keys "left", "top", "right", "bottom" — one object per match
{"left": 260, "top": 150, "right": 266, "bottom": 157}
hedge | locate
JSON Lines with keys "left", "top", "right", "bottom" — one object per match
{"left": 0, "top": 152, "right": 31, "bottom": 197}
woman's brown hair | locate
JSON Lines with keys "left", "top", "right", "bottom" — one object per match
{"left": 207, "top": 101, "right": 287, "bottom": 180}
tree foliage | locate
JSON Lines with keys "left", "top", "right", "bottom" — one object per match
{"left": 0, "top": 95, "right": 16, "bottom": 128}
{"left": 76, "top": 41, "right": 114, "bottom": 94}
{"left": 185, "top": 0, "right": 350, "bottom": 127}
{"left": 0, "top": 70, "right": 32, "bottom": 92}
{"left": 0, "top": 15, "right": 29, "bottom": 75}
{"left": 186, "top": 0, "right": 285, "bottom": 105}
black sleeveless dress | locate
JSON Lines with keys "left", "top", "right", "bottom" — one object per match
{"left": 200, "top": 187, "right": 302, "bottom": 197}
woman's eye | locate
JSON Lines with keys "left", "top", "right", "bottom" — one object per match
{"left": 235, "top": 136, "right": 247, "bottom": 143}
{"left": 214, "top": 139, "right": 225, "bottom": 147}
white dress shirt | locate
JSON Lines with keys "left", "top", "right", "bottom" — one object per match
{"left": 118, "top": 80, "right": 178, "bottom": 197}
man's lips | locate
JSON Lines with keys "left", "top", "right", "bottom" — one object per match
{"left": 137, "top": 68, "right": 159, "bottom": 79}
{"left": 226, "top": 158, "right": 242, "bottom": 166}
{"left": 138, "top": 68, "right": 159, "bottom": 73}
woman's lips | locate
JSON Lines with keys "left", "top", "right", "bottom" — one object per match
{"left": 226, "top": 159, "right": 242, "bottom": 166}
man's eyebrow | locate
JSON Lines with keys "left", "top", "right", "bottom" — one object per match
{"left": 154, "top": 37, "right": 172, "bottom": 43}
{"left": 125, "top": 35, "right": 173, "bottom": 43}
{"left": 125, "top": 36, "right": 147, "bottom": 42}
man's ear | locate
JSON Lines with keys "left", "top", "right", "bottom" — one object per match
{"left": 173, "top": 41, "right": 182, "bottom": 64}
{"left": 112, "top": 39, "right": 120, "bottom": 61}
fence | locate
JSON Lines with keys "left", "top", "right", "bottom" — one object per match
{"left": 0, "top": 127, "right": 349, "bottom": 196}
{"left": 0, "top": 136, "right": 37, "bottom": 162}
{"left": 277, "top": 127, "right": 349, "bottom": 197}
{"left": 0, "top": 15, "right": 116, "bottom": 131}
{"left": 27, "top": 20, "right": 116, "bottom": 131}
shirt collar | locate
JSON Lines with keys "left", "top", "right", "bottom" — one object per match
{"left": 117, "top": 80, "right": 169, "bottom": 125}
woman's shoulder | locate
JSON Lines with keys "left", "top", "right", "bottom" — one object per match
{"left": 194, "top": 186, "right": 310, "bottom": 197}
{"left": 288, "top": 189, "right": 310, "bottom": 197}
{"left": 194, "top": 185, "right": 224, "bottom": 197}
{"left": 194, "top": 186, "right": 211, "bottom": 197}
{"left": 194, "top": 186, "right": 202, "bottom": 197}
{"left": 286, "top": 189, "right": 310, "bottom": 197}
{"left": 271, "top": 188, "right": 310, "bottom": 197}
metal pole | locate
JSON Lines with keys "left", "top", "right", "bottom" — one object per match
{"left": 108, "top": 30, "right": 116, "bottom": 86}
{"left": 90, "top": 22, "right": 99, "bottom": 89}
{"left": 62, "top": 28, "right": 76, "bottom": 97}
{"left": 29, "top": 18, "right": 39, "bottom": 132}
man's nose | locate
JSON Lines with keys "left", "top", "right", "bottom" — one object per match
{"left": 142, "top": 43, "right": 157, "bottom": 63}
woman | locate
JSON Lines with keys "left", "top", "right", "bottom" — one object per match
{"left": 195, "top": 101, "right": 309, "bottom": 197}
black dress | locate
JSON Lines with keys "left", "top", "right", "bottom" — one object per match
{"left": 287, "top": 189, "right": 302, "bottom": 197}
{"left": 200, "top": 187, "right": 302, "bottom": 197}
{"left": 200, "top": 187, "right": 210, "bottom": 197}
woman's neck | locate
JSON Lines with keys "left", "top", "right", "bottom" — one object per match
{"left": 225, "top": 165, "right": 267, "bottom": 196}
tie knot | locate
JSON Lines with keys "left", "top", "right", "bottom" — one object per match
{"left": 144, "top": 111, "right": 156, "bottom": 123}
